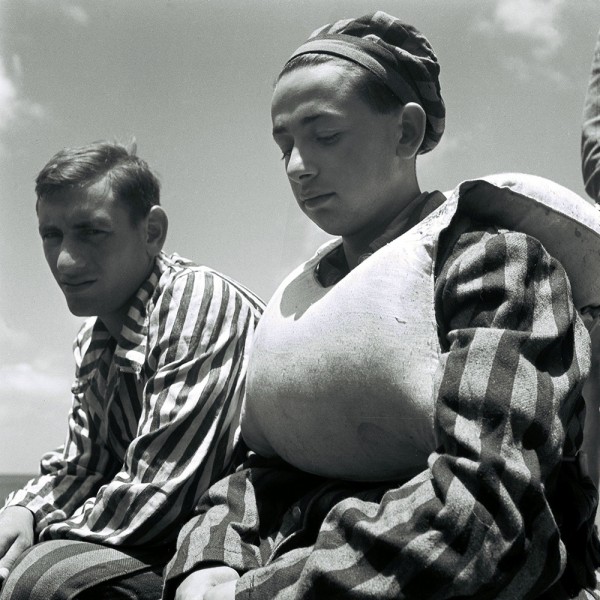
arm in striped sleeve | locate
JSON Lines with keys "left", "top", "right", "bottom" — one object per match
{"left": 226, "top": 229, "right": 590, "bottom": 599}
{"left": 163, "top": 454, "right": 326, "bottom": 599}
{"left": 582, "top": 27, "right": 600, "bottom": 202}
{"left": 2, "top": 321, "right": 118, "bottom": 536}
{"left": 36, "top": 269, "right": 261, "bottom": 546}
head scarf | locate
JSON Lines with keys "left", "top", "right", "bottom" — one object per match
{"left": 285, "top": 11, "right": 445, "bottom": 154}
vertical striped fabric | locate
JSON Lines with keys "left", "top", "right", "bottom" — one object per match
{"left": 2, "top": 252, "right": 264, "bottom": 548}
{"left": 582, "top": 27, "right": 600, "bottom": 202}
{"left": 163, "top": 224, "right": 598, "bottom": 599}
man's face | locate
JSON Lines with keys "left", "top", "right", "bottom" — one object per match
{"left": 37, "top": 179, "right": 154, "bottom": 331}
{"left": 271, "top": 62, "right": 405, "bottom": 240}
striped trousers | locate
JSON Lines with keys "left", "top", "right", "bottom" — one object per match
{"left": 0, "top": 540, "right": 168, "bottom": 600}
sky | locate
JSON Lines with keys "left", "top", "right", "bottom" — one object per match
{"left": 0, "top": 0, "right": 599, "bottom": 474}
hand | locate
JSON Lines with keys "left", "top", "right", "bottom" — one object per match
{"left": 175, "top": 566, "right": 239, "bottom": 600}
{"left": 204, "top": 580, "right": 236, "bottom": 600}
{"left": 0, "top": 506, "right": 35, "bottom": 583}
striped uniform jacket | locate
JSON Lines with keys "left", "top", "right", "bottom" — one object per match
{"left": 163, "top": 221, "right": 600, "bottom": 599}
{"left": 3, "top": 252, "right": 264, "bottom": 548}
{"left": 582, "top": 26, "right": 600, "bottom": 202}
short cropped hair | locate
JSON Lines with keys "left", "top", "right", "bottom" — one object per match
{"left": 35, "top": 141, "right": 160, "bottom": 223}
{"left": 278, "top": 53, "right": 402, "bottom": 115}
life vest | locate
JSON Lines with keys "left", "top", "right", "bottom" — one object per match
{"left": 241, "top": 173, "right": 600, "bottom": 488}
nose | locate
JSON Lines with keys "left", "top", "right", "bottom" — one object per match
{"left": 286, "top": 146, "right": 317, "bottom": 183}
{"left": 56, "top": 240, "right": 85, "bottom": 276}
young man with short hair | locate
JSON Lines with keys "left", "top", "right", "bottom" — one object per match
{"left": 0, "top": 141, "right": 264, "bottom": 599}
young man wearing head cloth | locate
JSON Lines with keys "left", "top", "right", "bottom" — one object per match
{"left": 164, "top": 12, "right": 600, "bottom": 600}
{"left": 0, "top": 142, "right": 264, "bottom": 600}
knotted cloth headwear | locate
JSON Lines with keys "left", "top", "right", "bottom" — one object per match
{"left": 285, "top": 11, "right": 445, "bottom": 154}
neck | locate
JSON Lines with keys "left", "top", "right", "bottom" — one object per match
{"left": 343, "top": 184, "right": 424, "bottom": 270}
{"left": 98, "top": 256, "right": 157, "bottom": 339}
{"left": 99, "top": 310, "right": 128, "bottom": 340}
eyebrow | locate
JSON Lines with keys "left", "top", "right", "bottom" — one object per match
{"left": 272, "top": 113, "right": 330, "bottom": 136}
{"left": 38, "top": 217, "right": 112, "bottom": 233}
{"left": 72, "top": 218, "right": 111, "bottom": 229}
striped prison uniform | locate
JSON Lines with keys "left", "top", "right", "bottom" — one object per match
{"left": 0, "top": 251, "right": 264, "bottom": 599}
{"left": 163, "top": 223, "right": 600, "bottom": 599}
{"left": 582, "top": 26, "right": 600, "bottom": 203}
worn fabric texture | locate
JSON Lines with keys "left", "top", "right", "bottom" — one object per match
{"left": 164, "top": 182, "right": 600, "bottom": 599}
{"left": 0, "top": 540, "right": 167, "bottom": 600}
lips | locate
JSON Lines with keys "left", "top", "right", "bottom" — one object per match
{"left": 300, "top": 192, "right": 334, "bottom": 207}
{"left": 61, "top": 280, "right": 96, "bottom": 293}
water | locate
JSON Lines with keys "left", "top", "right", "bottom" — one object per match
{"left": 0, "top": 474, "right": 35, "bottom": 504}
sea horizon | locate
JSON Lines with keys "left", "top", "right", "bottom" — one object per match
{"left": 0, "top": 474, "right": 35, "bottom": 503}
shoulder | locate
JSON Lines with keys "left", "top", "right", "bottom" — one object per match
{"left": 435, "top": 221, "right": 576, "bottom": 336}
{"left": 441, "top": 173, "right": 600, "bottom": 312}
{"left": 152, "top": 252, "right": 265, "bottom": 319}
{"left": 437, "top": 219, "right": 561, "bottom": 289}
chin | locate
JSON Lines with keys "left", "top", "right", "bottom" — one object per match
{"left": 67, "top": 308, "right": 95, "bottom": 318}
{"left": 306, "top": 216, "right": 344, "bottom": 237}
{"left": 315, "top": 223, "right": 354, "bottom": 238}
{"left": 64, "top": 301, "right": 96, "bottom": 318}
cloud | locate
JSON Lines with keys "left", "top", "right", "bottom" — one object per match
{"left": 476, "top": 0, "right": 566, "bottom": 60}
{"left": 0, "top": 363, "right": 71, "bottom": 474}
{"left": 25, "top": 1, "right": 90, "bottom": 26}
{"left": 500, "top": 55, "right": 568, "bottom": 87}
{"left": 59, "top": 3, "right": 90, "bottom": 26}
{"left": 0, "top": 55, "right": 44, "bottom": 131}
{"left": 0, "top": 363, "right": 70, "bottom": 397}
{"left": 0, "top": 60, "right": 18, "bottom": 126}
{"left": 0, "top": 314, "right": 30, "bottom": 350}
{"left": 0, "top": 312, "right": 74, "bottom": 375}
{"left": 0, "top": 313, "right": 73, "bottom": 473}
{"left": 0, "top": 2, "right": 86, "bottom": 131}
{"left": 473, "top": 0, "right": 571, "bottom": 85}
{"left": 495, "top": 0, "right": 564, "bottom": 57}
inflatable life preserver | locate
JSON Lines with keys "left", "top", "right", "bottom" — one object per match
{"left": 242, "top": 173, "right": 600, "bottom": 488}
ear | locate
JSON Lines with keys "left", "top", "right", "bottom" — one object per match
{"left": 145, "top": 206, "right": 168, "bottom": 256}
{"left": 396, "top": 102, "right": 427, "bottom": 159}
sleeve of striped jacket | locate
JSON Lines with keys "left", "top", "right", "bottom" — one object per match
{"left": 582, "top": 27, "right": 600, "bottom": 202}
{"left": 2, "top": 319, "right": 116, "bottom": 533}
{"left": 164, "top": 229, "right": 591, "bottom": 598}
{"left": 4, "top": 269, "right": 261, "bottom": 547}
